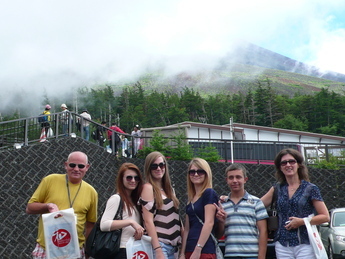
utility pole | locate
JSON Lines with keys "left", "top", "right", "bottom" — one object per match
{"left": 230, "top": 117, "right": 234, "bottom": 163}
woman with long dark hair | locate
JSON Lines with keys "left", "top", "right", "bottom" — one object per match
{"left": 100, "top": 163, "right": 145, "bottom": 259}
{"left": 261, "top": 148, "right": 329, "bottom": 259}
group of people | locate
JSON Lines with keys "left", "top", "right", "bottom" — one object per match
{"left": 40, "top": 104, "right": 142, "bottom": 156}
{"left": 26, "top": 148, "right": 329, "bottom": 259}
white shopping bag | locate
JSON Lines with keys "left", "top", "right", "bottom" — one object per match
{"left": 126, "top": 235, "right": 154, "bottom": 259}
{"left": 303, "top": 214, "right": 328, "bottom": 259}
{"left": 42, "top": 208, "right": 80, "bottom": 259}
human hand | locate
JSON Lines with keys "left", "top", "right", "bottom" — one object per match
{"left": 190, "top": 249, "right": 201, "bottom": 259}
{"left": 285, "top": 217, "right": 302, "bottom": 230}
{"left": 155, "top": 248, "right": 165, "bottom": 259}
{"left": 214, "top": 201, "right": 226, "bottom": 223}
{"left": 132, "top": 222, "right": 145, "bottom": 240}
{"left": 47, "top": 203, "right": 59, "bottom": 213}
{"left": 219, "top": 195, "right": 228, "bottom": 203}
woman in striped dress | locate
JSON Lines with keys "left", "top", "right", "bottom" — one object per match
{"left": 139, "top": 151, "right": 182, "bottom": 259}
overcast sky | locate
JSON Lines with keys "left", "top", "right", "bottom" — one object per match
{"left": 1, "top": 0, "right": 345, "bottom": 115}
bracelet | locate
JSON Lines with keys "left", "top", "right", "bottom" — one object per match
{"left": 196, "top": 243, "right": 204, "bottom": 249}
{"left": 154, "top": 246, "right": 162, "bottom": 250}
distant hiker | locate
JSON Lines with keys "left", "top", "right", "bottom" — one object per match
{"left": 79, "top": 109, "right": 91, "bottom": 141}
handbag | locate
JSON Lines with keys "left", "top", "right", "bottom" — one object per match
{"left": 303, "top": 214, "right": 328, "bottom": 259}
{"left": 191, "top": 203, "right": 224, "bottom": 259}
{"left": 267, "top": 184, "right": 278, "bottom": 239}
{"left": 85, "top": 195, "right": 123, "bottom": 259}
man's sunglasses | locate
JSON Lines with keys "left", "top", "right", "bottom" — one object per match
{"left": 125, "top": 175, "right": 140, "bottom": 182}
{"left": 189, "top": 169, "right": 206, "bottom": 176}
{"left": 280, "top": 159, "right": 297, "bottom": 166}
{"left": 150, "top": 162, "right": 166, "bottom": 170}
{"left": 68, "top": 163, "right": 86, "bottom": 169}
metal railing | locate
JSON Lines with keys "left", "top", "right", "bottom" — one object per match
{"left": 1, "top": 114, "right": 345, "bottom": 165}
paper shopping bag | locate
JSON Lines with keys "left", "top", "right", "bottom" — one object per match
{"left": 42, "top": 208, "right": 80, "bottom": 259}
{"left": 126, "top": 235, "right": 154, "bottom": 259}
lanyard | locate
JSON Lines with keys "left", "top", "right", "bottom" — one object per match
{"left": 66, "top": 175, "right": 82, "bottom": 208}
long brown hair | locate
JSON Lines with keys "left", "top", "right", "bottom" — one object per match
{"left": 116, "top": 163, "right": 143, "bottom": 216}
{"left": 143, "top": 151, "right": 179, "bottom": 209}
{"left": 274, "top": 148, "right": 310, "bottom": 183}
{"left": 187, "top": 158, "right": 213, "bottom": 202}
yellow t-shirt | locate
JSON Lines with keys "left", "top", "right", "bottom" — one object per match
{"left": 28, "top": 174, "right": 98, "bottom": 248}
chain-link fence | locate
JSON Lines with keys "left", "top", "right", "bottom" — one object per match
{"left": 0, "top": 137, "right": 343, "bottom": 258}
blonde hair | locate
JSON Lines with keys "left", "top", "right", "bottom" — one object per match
{"left": 143, "top": 151, "right": 179, "bottom": 209}
{"left": 187, "top": 158, "right": 213, "bottom": 202}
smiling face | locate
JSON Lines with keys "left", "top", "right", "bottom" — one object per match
{"left": 64, "top": 152, "right": 90, "bottom": 184}
{"left": 150, "top": 156, "right": 166, "bottom": 181}
{"left": 189, "top": 165, "right": 206, "bottom": 186}
{"left": 280, "top": 154, "right": 299, "bottom": 178}
{"left": 123, "top": 169, "right": 140, "bottom": 191}
{"left": 226, "top": 169, "right": 247, "bottom": 193}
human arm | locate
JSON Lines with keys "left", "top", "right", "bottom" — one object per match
{"left": 100, "top": 195, "right": 144, "bottom": 239}
{"left": 191, "top": 204, "right": 216, "bottom": 259}
{"left": 213, "top": 201, "right": 226, "bottom": 239}
{"left": 140, "top": 183, "right": 165, "bottom": 259}
{"left": 179, "top": 214, "right": 190, "bottom": 259}
{"left": 85, "top": 221, "right": 95, "bottom": 240}
{"left": 26, "top": 202, "right": 59, "bottom": 214}
{"left": 260, "top": 186, "right": 274, "bottom": 207}
{"left": 256, "top": 219, "right": 268, "bottom": 259}
{"left": 286, "top": 199, "right": 329, "bottom": 230}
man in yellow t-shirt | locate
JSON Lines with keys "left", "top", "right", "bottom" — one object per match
{"left": 26, "top": 151, "right": 98, "bottom": 259}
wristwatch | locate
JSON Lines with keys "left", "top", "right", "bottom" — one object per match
{"left": 196, "top": 243, "right": 204, "bottom": 249}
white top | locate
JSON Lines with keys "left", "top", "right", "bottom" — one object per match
{"left": 100, "top": 194, "right": 141, "bottom": 248}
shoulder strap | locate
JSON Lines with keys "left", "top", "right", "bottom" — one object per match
{"left": 191, "top": 203, "right": 218, "bottom": 245}
{"left": 270, "top": 183, "right": 278, "bottom": 211}
{"left": 114, "top": 194, "right": 123, "bottom": 220}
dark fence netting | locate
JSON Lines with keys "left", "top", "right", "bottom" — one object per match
{"left": 0, "top": 137, "right": 343, "bottom": 258}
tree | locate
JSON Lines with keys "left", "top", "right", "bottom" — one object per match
{"left": 273, "top": 114, "right": 308, "bottom": 131}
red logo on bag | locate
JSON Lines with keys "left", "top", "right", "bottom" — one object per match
{"left": 52, "top": 229, "right": 71, "bottom": 247}
{"left": 132, "top": 251, "right": 149, "bottom": 259}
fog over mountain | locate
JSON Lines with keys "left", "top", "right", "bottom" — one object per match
{"left": 225, "top": 43, "right": 345, "bottom": 83}
{"left": 1, "top": 1, "right": 345, "bottom": 118}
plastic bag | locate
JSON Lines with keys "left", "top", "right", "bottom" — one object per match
{"left": 42, "top": 208, "right": 80, "bottom": 259}
{"left": 126, "top": 235, "right": 154, "bottom": 259}
{"left": 303, "top": 214, "right": 328, "bottom": 259}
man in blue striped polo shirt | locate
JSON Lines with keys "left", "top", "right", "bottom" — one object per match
{"left": 217, "top": 163, "right": 268, "bottom": 259}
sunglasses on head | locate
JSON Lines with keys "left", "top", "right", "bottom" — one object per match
{"left": 150, "top": 162, "right": 166, "bottom": 170}
{"left": 189, "top": 169, "right": 206, "bottom": 176}
{"left": 125, "top": 175, "right": 140, "bottom": 182}
{"left": 68, "top": 163, "right": 86, "bottom": 169}
{"left": 280, "top": 159, "right": 297, "bottom": 166}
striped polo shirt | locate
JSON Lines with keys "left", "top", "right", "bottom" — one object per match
{"left": 223, "top": 191, "right": 268, "bottom": 257}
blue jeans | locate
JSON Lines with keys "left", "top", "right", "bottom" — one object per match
{"left": 153, "top": 242, "right": 178, "bottom": 259}
{"left": 83, "top": 126, "right": 89, "bottom": 141}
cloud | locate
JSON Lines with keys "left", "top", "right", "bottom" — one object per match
{"left": 1, "top": 0, "right": 345, "bottom": 115}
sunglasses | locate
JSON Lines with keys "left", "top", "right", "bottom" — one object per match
{"left": 125, "top": 175, "right": 140, "bottom": 182}
{"left": 189, "top": 169, "right": 206, "bottom": 176}
{"left": 150, "top": 162, "right": 166, "bottom": 170}
{"left": 68, "top": 163, "right": 86, "bottom": 169}
{"left": 280, "top": 159, "right": 297, "bottom": 166}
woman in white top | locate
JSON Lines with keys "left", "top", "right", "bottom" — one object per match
{"left": 100, "top": 163, "right": 145, "bottom": 258}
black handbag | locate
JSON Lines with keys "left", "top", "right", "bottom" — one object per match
{"left": 85, "top": 195, "right": 123, "bottom": 258}
{"left": 267, "top": 184, "right": 278, "bottom": 239}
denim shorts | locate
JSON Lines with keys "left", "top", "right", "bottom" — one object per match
{"left": 153, "top": 242, "right": 178, "bottom": 259}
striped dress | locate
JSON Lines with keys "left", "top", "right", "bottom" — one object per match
{"left": 139, "top": 195, "right": 181, "bottom": 246}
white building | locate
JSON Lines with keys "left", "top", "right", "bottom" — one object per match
{"left": 141, "top": 121, "right": 345, "bottom": 164}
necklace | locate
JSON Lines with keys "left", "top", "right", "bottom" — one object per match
{"left": 66, "top": 175, "right": 82, "bottom": 208}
